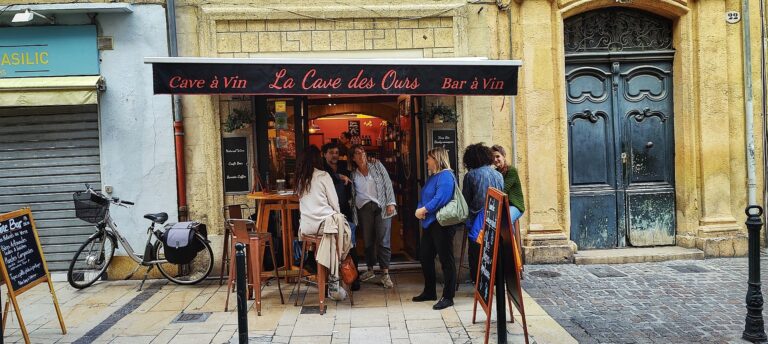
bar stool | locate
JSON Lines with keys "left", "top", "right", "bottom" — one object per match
{"left": 220, "top": 204, "right": 250, "bottom": 286}
{"left": 293, "top": 234, "right": 354, "bottom": 315}
{"left": 225, "top": 219, "right": 284, "bottom": 315}
{"left": 293, "top": 234, "right": 327, "bottom": 314}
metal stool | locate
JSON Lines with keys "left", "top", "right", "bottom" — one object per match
{"left": 220, "top": 204, "right": 250, "bottom": 286}
{"left": 293, "top": 234, "right": 327, "bottom": 314}
{"left": 225, "top": 219, "right": 284, "bottom": 315}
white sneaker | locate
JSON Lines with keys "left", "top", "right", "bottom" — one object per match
{"left": 381, "top": 273, "right": 394, "bottom": 289}
{"left": 360, "top": 270, "right": 376, "bottom": 282}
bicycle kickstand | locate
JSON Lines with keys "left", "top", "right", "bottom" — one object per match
{"left": 138, "top": 266, "right": 154, "bottom": 291}
{"left": 124, "top": 263, "right": 142, "bottom": 281}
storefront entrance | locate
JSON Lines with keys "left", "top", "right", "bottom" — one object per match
{"left": 253, "top": 95, "right": 454, "bottom": 263}
{"left": 147, "top": 56, "right": 520, "bottom": 267}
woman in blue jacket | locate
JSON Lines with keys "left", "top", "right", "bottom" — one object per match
{"left": 413, "top": 147, "right": 456, "bottom": 310}
{"left": 461, "top": 143, "right": 503, "bottom": 284}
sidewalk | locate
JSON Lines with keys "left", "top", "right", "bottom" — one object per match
{"left": 1, "top": 271, "right": 574, "bottom": 344}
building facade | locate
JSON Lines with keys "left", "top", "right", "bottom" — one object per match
{"left": 0, "top": 2, "right": 178, "bottom": 273}
{"left": 3, "top": 0, "right": 761, "bottom": 273}
{"left": 170, "top": 0, "right": 764, "bottom": 267}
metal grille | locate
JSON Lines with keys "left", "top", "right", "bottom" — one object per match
{"left": 586, "top": 266, "right": 628, "bottom": 278}
{"left": 0, "top": 105, "right": 102, "bottom": 271}
{"left": 172, "top": 312, "right": 210, "bottom": 323}
{"left": 564, "top": 8, "right": 673, "bottom": 53}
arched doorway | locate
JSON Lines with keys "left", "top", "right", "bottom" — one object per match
{"left": 564, "top": 8, "right": 676, "bottom": 249}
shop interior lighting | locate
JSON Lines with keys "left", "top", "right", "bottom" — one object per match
{"left": 12, "top": 9, "right": 55, "bottom": 24}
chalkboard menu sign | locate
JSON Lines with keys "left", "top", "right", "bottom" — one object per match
{"left": 0, "top": 208, "right": 67, "bottom": 343}
{"left": 501, "top": 205, "right": 525, "bottom": 312}
{"left": 0, "top": 210, "right": 45, "bottom": 291}
{"left": 471, "top": 188, "right": 529, "bottom": 344}
{"left": 477, "top": 194, "right": 500, "bottom": 307}
{"left": 223, "top": 137, "right": 250, "bottom": 193}
{"left": 430, "top": 128, "right": 458, "bottom": 172}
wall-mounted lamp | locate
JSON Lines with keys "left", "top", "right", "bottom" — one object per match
{"left": 12, "top": 9, "right": 55, "bottom": 24}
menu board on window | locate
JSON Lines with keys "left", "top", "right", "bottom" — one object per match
{"left": 223, "top": 137, "right": 250, "bottom": 193}
{"left": 429, "top": 127, "right": 458, "bottom": 172}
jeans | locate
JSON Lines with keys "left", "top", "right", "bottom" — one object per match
{"left": 357, "top": 202, "right": 391, "bottom": 269}
{"left": 419, "top": 222, "right": 456, "bottom": 299}
{"left": 510, "top": 206, "right": 523, "bottom": 223}
{"left": 467, "top": 234, "right": 481, "bottom": 284}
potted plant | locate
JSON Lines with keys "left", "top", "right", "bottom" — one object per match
{"left": 224, "top": 108, "right": 255, "bottom": 132}
{"left": 428, "top": 103, "right": 457, "bottom": 123}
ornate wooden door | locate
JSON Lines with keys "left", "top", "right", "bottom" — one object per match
{"left": 564, "top": 9, "right": 675, "bottom": 249}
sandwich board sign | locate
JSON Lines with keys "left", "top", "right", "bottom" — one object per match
{"left": 0, "top": 208, "right": 66, "bottom": 343}
{"left": 471, "top": 188, "right": 528, "bottom": 344}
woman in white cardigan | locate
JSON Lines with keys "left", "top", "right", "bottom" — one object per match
{"left": 295, "top": 145, "right": 340, "bottom": 235}
{"left": 294, "top": 145, "right": 352, "bottom": 299}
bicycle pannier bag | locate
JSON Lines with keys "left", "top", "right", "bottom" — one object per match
{"left": 436, "top": 174, "right": 469, "bottom": 226}
{"left": 162, "top": 222, "right": 204, "bottom": 264}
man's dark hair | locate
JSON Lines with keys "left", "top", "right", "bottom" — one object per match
{"left": 321, "top": 142, "right": 339, "bottom": 154}
{"left": 462, "top": 143, "right": 495, "bottom": 170}
{"left": 340, "top": 132, "right": 352, "bottom": 140}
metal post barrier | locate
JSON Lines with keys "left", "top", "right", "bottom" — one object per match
{"left": 743, "top": 206, "right": 767, "bottom": 342}
{"left": 235, "top": 243, "right": 248, "bottom": 344}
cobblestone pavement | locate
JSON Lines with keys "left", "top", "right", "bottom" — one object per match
{"left": 521, "top": 251, "right": 768, "bottom": 344}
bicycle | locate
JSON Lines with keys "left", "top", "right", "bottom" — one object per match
{"left": 67, "top": 185, "right": 213, "bottom": 289}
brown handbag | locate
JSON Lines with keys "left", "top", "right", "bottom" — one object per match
{"left": 339, "top": 253, "right": 358, "bottom": 286}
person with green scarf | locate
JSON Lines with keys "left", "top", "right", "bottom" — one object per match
{"left": 491, "top": 145, "right": 525, "bottom": 223}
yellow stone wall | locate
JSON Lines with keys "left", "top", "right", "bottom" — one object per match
{"left": 512, "top": 0, "right": 765, "bottom": 261}
{"left": 170, "top": 1, "right": 516, "bottom": 271}
{"left": 69, "top": 0, "right": 762, "bottom": 267}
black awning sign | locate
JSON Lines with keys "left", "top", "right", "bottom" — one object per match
{"left": 148, "top": 58, "right": 520, "bottom": 96}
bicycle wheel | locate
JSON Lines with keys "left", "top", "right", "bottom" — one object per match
{"left": 67, "top": 232, "right": 116, "bottom": 289}
{"left": 155, "top": 233, "right": 213, "bottom": 285}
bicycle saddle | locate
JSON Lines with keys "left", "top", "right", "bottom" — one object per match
{"left": 144, "top": 212, "right": 168, "bottom": 224}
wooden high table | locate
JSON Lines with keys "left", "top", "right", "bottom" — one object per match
{"left": 247, "top": 191, "right": 299, "bottom": 279}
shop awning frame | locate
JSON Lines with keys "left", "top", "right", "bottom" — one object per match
{"left": 145, "top": 57, "right": 522, "bottom": 96}
{"left": 0, "top": 76, "right": 104, "bottom": 107}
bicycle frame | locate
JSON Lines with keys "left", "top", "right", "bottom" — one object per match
{"left": 99, "top": 210, "right": 168, "bottom": 266}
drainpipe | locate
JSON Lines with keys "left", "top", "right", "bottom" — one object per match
{"left": 760, "top": 0, "right": 768, "bottom": 248}
{"left": 744, "top": 0, "right": 757, "bottom": 208}
{"left": 166, "top": 0, "right": 188, "bottom": 220}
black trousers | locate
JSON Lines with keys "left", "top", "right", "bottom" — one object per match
{"left": 419, "top": 222, "right": 456, "bottom": 299}
{"left": 467, "top": 234, "right": 481, "bottom": 284}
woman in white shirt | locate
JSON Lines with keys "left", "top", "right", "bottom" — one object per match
{"left": 295, "top": 145, "right": 340, "bottom": 236}
{"left": 349, "top": 144, "right": 397, "bottom": 289}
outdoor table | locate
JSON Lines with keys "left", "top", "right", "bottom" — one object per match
{"left": 247, "top": 191, "right": 300, "bottom": 281}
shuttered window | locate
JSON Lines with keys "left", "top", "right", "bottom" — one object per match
{"left": 0, "top": 105, "right": 102, "bottom": 271}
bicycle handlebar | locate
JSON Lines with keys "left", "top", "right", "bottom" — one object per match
{"left": 82, "top": 185, "right": 133, "bottom": 207}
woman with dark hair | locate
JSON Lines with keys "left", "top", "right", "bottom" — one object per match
{"left": 461, "top": 143, "right": 503, "bottom": 284}
{"left": 491, "top": 145, "right": 525, "bottom": 223}
{"left": 295, "top": 145, "right": 352, "bottom": 300}
{"left": 349, "top": 144, "right": 397, "bottom": 289}
{"left": 294, "top": 145, "right": 340, "bottom": 236}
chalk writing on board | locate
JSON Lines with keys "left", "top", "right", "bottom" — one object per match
{"left": 223, "top": 137, "right": 250, "bottom": 193}
{"left": 0, "top": 214, "right": 45, "bottom": 291}
{"left": 477, "top": 195, "right": 500, "bottom": 306}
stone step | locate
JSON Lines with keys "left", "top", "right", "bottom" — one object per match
{"left": 574, "top": 246, "right": 705, "bottom": 265}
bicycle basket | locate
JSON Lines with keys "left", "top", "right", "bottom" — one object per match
{"left": 73, "top": 191, "right": 109, "bottom": 223}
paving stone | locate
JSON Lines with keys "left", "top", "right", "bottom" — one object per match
{"left": 522, "top": 253, "right": 768, "bottom": 344}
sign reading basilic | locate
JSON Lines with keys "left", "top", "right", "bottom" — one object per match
{"left": 147, "top": 58, "right": 521, "bottom": 96}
